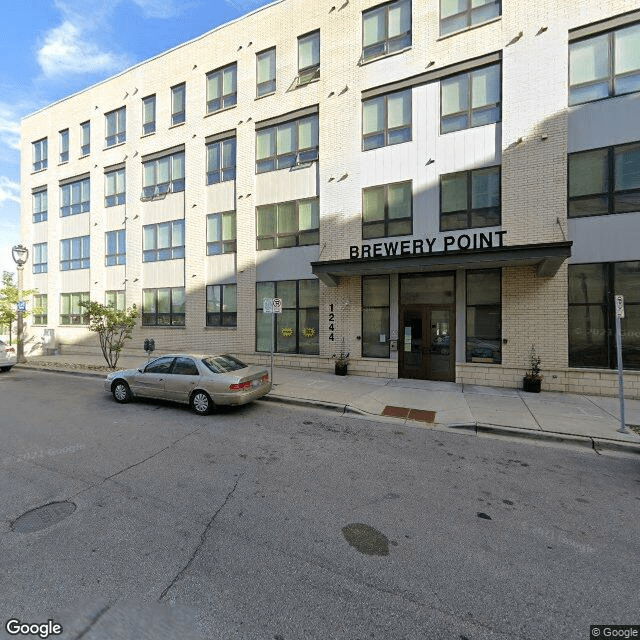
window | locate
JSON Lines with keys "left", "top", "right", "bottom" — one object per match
{"left": 569, "top": 262, "right": 640, "bottom": 370}
{"left": 143, "top": 220, "right": 185, "bottom": 262}
{"left": 32, "top": 243, "right": 48, "bottom": 274}
{"left": 33, "top": 294, "right": 47, "bottom": 325}
{"left": 60, "top": 292, "right": 89, "bottom": 325}
{"left": 298, "top": 31, "right": 320, "bottom": 85}
{"left": 142, "top": 287, "right": 185, "bottom": 326}
{"left": 440, "top": 0, "right": 500, "bottom": 36}
{"left": 105, "top": 167, "right": 126, "bottom": 206}
{"left": 362, "top": 89, "right": 411, "bottom": 150}
{"left": 142, "top": 151, "right": 185, "bottom": 197}
{"left": 105, "top": 230, "right": 126, "bottom": 266}
{"left": 206, "top": 137, "right": 236, "bottom": 184}
{"left": 171, "top": 83, "right": 186, "bottom": 125}
{"left": 206, "top": 284, "right": 237, "bottom": 326}
{"left": 60, "top": 177, "right": 90, "bottom": 217}
{"left": 441, "top": 63, "right": 501, "bottom": 133}
{"left": 105, "top": 107, "right": 126, "bottom": 147}
{"left": 256, "top": 279, "right": 319, "bottom": 354}
{"left": 59, "top": 129, "right": 69, "bottom": 163}
{"left": 80, "top": 121, "right": 90, "bottom": 155}
{"left": 60, "top": 236, "right": 90, "bottom": 271}
{"left": 362, "top": 0, "right": 411, "bottom": 62}
{"left": 207, "top": 211, "right": 236, "bottom": 254}
{"left": 206, "top": 63, "right": 237, "bottom": 113}
{"left": 33, "top": 138, "right": 47, "bottom": 171}
{"left": 569, "top": 23, "right": 640, "bottom": 106}
{"left": 257, "top": 198, "right": 319, "bottom": 249}
{"left": 362, "top": 276, "right": 390, "bottom": 357}
{"left": 32, "top": 189, "right": 47, "bottom": 223}
{"left": 257, "top": 48, "right": 276, "bottom": 97}
{"left": 172, "top": 357, "right": 199, "bottom": 375}
{"left": 256, "top": 114, "right": 319, "bottom": 173}
{"left": 142, "top": 95, "right": 156, "bottom": 134}
{"left": 363, "top": 181, "right": 412, "bottom": 239}
{"left": 440, "top": 166, "right": 501, "bottom": 230}
{"left": 466, "top": 270, "right": 502, "bottom": 364}
{"left": 568, "top": 142, "right": 640, "bottom": 217}
{"left": 145, "top": 356, "right": 175, "bottom": 373}
{"left": 106, "top": 290, "right": 126, "bottom": 311}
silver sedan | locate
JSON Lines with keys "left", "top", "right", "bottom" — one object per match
{"left": 104, "top": 353, "right": 271, "bottom": 415}
{"left": 0, "top": 339, "right": 17, "bottom": 372}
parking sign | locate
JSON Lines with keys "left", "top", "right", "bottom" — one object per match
{"left": 272, "top": 298, "right": 282, "bottom": 314}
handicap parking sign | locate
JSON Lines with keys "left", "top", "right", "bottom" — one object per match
{"left": 17, "top": 301, "right": 26, "bottom": 312}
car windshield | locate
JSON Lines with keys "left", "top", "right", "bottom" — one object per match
{"left": 201, "top": 354, "right": 247, "bottom": 374}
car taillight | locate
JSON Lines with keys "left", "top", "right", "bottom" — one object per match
{"left": 229, "top": 381, "right": 252, "bottom": 391}
{"left": 6, "top": 347, "right": 15, "bottom": 354}
{"left": 261, "top": 374, "right": 269, "bottom": 383}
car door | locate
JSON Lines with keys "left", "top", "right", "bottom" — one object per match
{"left": 131, "top": 356, "right": 174, "bottom": 398}
{"left": 164, "top": 357, "right": 202, "bottom": 403}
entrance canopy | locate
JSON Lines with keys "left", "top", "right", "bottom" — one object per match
{"left": 311, "top": 241, "right": 572, "bottom": 287}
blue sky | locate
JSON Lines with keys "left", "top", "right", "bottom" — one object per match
{"left": 0, "top": 0, "right": 273, "bottom": 278}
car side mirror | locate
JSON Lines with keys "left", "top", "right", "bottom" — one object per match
{"left": 137, "top": 368, "right": 143, "bottom": 373}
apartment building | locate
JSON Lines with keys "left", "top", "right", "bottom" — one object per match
{"left": 20, "top": 0, "right": 640, "bottom": 397}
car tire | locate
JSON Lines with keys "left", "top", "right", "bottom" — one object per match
{"left": 112, "top": 380, "right": 132, "bottom": 403}
{"left": 0, "top": 366, "right": 12, "bottom": 372}
{"left": 190, "top": 390, "right": 213, "bottom": 416}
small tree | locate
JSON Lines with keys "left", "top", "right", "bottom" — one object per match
{"left": 80, "top": 300, "right": 139, "bottom": 369}
{"left": 0, "top": 271, "right": 39, "bottom": 345}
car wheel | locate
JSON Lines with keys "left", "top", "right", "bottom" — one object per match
{"left": 0, "top": 366, "right": 11, "bottom": 372}
{"left": 112, "top": 380, "right": 132, "bottom": 403}
{"left": 190, "top": 390, "right": 213, "bottom": 415}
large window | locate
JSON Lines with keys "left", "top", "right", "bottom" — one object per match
{"left": 440, "top": 0, "right": 500, "bottom": 36}
{"left": 142, "top": 95, "right": 156, "bottom": 134}
{"left": 362, "top": 0, "right": 411, "bottom": 62}
{"left": 171, "top": 83, "right": 186, "bottom": 125}
{"left": 298, "top": 31, "right": 320, "bottom": 85}
{"left": 257, "top": 48, "right": 276, "bottom": 97}
{"left": 569, "top": 262, "right": 640, "bottom": 370}
{"left": 32, "top": 138, "right": 47, "bottom": 172}
{"left": 60, "top": 292, "right": 89, "bottom": 325}
{"left": 59, "top": 129, "right": 69, "bottom": 163}
{"left": 257, "top": 198, "right": 319, "bottom": 249}
{"left": 32, "top": 243, "right": 48, "bottom": 274}
{"left": 32, "top": 189, "right": 47, "bottom": 223}
{"left": 256, "top": 279, "right": 319, "bottom": 354}
{"left": 142, "top": 287, "right": 185, "bottom": 326}
{"left": 256, "top": 115, "right": 319, "bottom": 173}
{"left": 207, "top": 211, "right": 236, "bottom": 254}
{"left": 80, "top": 121, "right": 90, "bottom": 156}
{"left": 33, "top": 294, "right": 47, "bottom": 325}
{"left": 568, "top": 142, "right": 640, "bottom": 218}
{"left": 105, "top": 107, "right": 126, "bottom": 147}
{"left": 362, "top": 276, "right": 390, "bottom": 358}
{"left": 206, "top": 284, "right": 237, "bottom": 326}
{"left": 60, "top": 177, "right": 90, "bottom": 217}
{"left": 362, "top": 89, "right": 411, "bottom": 150}
{"left": 569, "top": 23, "right": 640, "bottom": 106}
{"left": 441, "top": 63, "right": 501, "bottom": 133}
{"left": 466, "top": 269, "right": 501, "bottom": 364}
{"left": 143, "top": 220, "right": 185, "bottom": 262}
{"left": 60, "top": 236, "right": 90, "bottom": 271}
{"left": 440, "top": 166, "right": 501, "bottom": 230}
{"left": 362, "top": 181, "right": 412, "bottom": 239}
{"left": 206, "top": 137, "right": 236, "bottom": 184}
{"left": 105, "top": 230, "right": 126, "bottom": 266}
{"left": 106, "top": 290, "right": 126, "bottom": 311}
{"left": 142, "top": 150, "right": 185, "bottom": 197}
{"left": 206, "top": 63, "right": 237, "bottom": 114}
{"left": 105, "top": 167, "right": 125, "bottom": 207}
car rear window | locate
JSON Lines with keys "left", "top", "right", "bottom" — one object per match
{"left": 202, "top": 355, "right": 247, "bottom": 373}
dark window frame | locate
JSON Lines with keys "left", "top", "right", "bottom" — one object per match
{"left": 60, "top": 177, "right": 90, "bottom": 217}
{"left": 142, "top": 219, "right": 185, "bottom": 262}
{"left": 32, "top": 242, "right": 48, "bottom": 274}
{"left": 32, "top": 188, "right": 48, "bottom": 223}
{"left": 106, "top": 290, "right": 126, "bottom": 311}
{"left": 32, "top": 138, "right": 48, "bottom": 172}
{"left": 80, "top": 121, "right": 90, "bottom": 156}
{"left": 142, "top": 95, "right": 156, "bottom": 135}
{"left": 206, "top": 283, "right": 238, "bottom": 327}
{"left": 171, "top": 83, "right": 186, "bottom": 125}
{"left": 33, "top": 294, "right": 48, "bottom": 325}
{"left": 256, "top": 47, "right": 277, "bottom": 97}
{"left": 361, "top": 274, "right": 391, "bottom": 358}
{"left": 362, "top": 0, "right": 412, "bottom": 62}
{"left": 105, "top": 229, "right": 126, "bottom": 266}
{"left": 105, "top": 167, "right": 126, "bottom": 207}
{"left": 142, "top": 150, "right": 185, "bottom": 197}
{"left": 362, "top": 180, "right": 413, "bottom": 239}
{"left": 465, "top": 269, "right": 502, "bottom": 364}
{"left": 297, "top": 30, "right": 320, "bottom": 85}
{"left": 439, "top": 0, "right": 501, "bottom": 37}
{"left": 206, "top": 136, "right": 236, "bottom": 184}
{"left": 207, "top": 211, "right": 237, "bottom": 255}
{"left": 60, "top": 235, "right": 90, "bottom": 271}
{"left": 142, "top": 287, "right": 186, "bottom": 326}
{"left": 60, "top": 292, "right": 89, "bottom": 325}
{"left": 59, "top": 129, "right": 69, "bottom": 163}
{"left": 105, "top": 106, "right": 126, "bottom": 148}
{"left": 256, "top": 198, "right": 320, "bottom": 250}
{"left": 362, "top": 89, "right": 412, "bottom": 151}
{"left": 206, "top": 63, "right": 238, "bottom": 114}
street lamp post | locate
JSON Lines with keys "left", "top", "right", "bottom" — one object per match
{"left": 11, "top": 244, "right": 29, "bottom": 364}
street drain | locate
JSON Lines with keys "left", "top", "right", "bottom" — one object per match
{"left": 342, "top": 523, "right": 390, "bottom": 556}
{"left": 12, "top": 501, "right": 76, "bottom": 533}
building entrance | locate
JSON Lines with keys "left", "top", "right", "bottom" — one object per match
{"left": 398, "top": 273, "right": 455, "bottom": 382}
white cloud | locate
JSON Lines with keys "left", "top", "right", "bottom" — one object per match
{"left": 131, "top": 0, "right": 183, "bottom": 19}
{"left": 0, "top": 105, "right": 21, "bottom": 152}
{"left": 0, "top": 177, "right": 20, "bottom": 206}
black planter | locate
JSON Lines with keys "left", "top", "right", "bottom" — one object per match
{"left": 522, "top": 376, "right": 542, "bottom": 393}
{"left": 335, "top": 362, "right": 348, "bottom": 376}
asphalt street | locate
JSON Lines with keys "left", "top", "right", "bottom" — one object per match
{"left": 0, "top": 370, "right": 639, "bottom": 639}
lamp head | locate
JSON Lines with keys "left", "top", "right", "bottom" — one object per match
{"left": 11, "top": 244, "right": 28, "bottom": 267}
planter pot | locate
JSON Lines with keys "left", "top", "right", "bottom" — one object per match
{"left": 335, "top": 362, "right": 348, "bottom": 376}
{"left": 522, "top": 376, "right": 542, "bottom": 393}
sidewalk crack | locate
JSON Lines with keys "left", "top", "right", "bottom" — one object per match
{"left": 71, "top": 603, "right": 111, "bottom": 639}
{"left": 158, "top": 474, "right": 242, "bottom": 602}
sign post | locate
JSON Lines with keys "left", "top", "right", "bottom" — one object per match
{"left": 614, "top": 294, "right": 628, "bottom": 434}
{"left": 263, "top": 298, "right": 282, "bottom": 385}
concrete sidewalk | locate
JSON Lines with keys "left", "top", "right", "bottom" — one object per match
{"left": 15, "top": 352, "right": 640, "bottom": 456}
